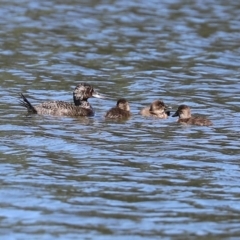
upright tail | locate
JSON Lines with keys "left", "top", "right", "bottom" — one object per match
{"left": 19, "top": 93, "right": 38, "bottom": 114}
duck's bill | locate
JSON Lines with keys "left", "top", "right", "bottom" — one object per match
{"left": 92, "top": 91, "right": 107, "bottom": 99}
{"left": 172, "top": 112, "right": 179, "bottom": 117}
{"left": 165, "top": 111, "right": 171, "bottom": 116}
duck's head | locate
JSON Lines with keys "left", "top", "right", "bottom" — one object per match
{"left": 172, "top": 105, "right": 191, "bottom": 119}
{"left": 116, "top": 98, "right": 130, "bottom": 111}
{"left": 150, "top": 100, "right": 170, "bottom": 116}
{"left": 73, "top": 83, "right": 105, "bottom": 106}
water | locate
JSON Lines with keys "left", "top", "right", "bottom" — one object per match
{"left": 1, "top": 0, "right": 240, "bottom": 239}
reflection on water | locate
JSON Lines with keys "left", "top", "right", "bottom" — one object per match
{"left": 1, "top": 0, "right": 240, "bottom": 239}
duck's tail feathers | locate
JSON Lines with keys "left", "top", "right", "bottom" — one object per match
{"left": 19, "top": 93, "right": 37, "bottom": 114}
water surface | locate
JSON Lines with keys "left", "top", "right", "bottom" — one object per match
{"left": 1, "top": 0, "right": 240, "bottom": 239}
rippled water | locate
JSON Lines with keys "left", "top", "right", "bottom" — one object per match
{"left": 1, "top": 0, "right": 240, "bottom": 239}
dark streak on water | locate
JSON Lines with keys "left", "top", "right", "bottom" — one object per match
{"left": 1, "top": 0, "right": 240, "bottom": 239}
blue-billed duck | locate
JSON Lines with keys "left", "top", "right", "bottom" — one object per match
{"left": 20, "top": 83, "right": 105, "bottom": 117}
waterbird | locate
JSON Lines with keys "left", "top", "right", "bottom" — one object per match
{"left": 20, "top": 83, "right": 105, "bottom": 117}
{"left": 140, "top": 100, "right": 170, "bottom": 118}
{"left": 105, "top": 98, "right": 131, "bottom": 119}
{"left": 172, "top": 104, "right": 213, "bottom": 126}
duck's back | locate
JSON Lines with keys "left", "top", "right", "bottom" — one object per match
{"left": 179, "top": 116, "right": 212, "bottom": 126}
{"left": 140, "top": 107, "right": 152, "bottom": 117}
{"left": 35, "top": 101, "right": 93, "bottom": 116}
{"left": 105, "top": 107, "right": 131, "bottom": 119}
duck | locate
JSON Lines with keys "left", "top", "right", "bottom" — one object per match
{"left": 105, "top": 98, "right": 131, "bottom": 119}
{"left": 20, "top": 83, "right": 105, "bottom": 117}
{"left": 140, "top": 100, "right": 170, "bottom": 118}
{"left": 172, "top": 104, "right": 213, "bottom": 126}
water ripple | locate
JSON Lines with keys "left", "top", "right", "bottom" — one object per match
{"left": 1, "top": 0, "right": 240, "bottom": 239}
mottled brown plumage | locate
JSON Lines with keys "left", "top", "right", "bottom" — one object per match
{"left": 105, "top": 98, "right": 131, "bottom": 119}
{"left": 172, "top": 105, "right": 213, "bottom": 126}
{"left": 140, "top": 100, "right": 170, "bottom": 118}
{"left": 20, "top": 83, "right": 104, "bottom": 117}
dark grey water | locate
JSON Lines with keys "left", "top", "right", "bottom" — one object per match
{"left": 1, "top": 0, "right": 240, "bottom": 239}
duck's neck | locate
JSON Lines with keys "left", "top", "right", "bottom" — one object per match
{"left": 74, "top": 99, "right": 80, "bottom": 106}
{"left": 74, "top": 98, "right": 87, "bottom": 106}
{"left": 77, "top": 100, "right": 93, "bottom": 110}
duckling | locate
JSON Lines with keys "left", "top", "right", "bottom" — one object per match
{"left": 105, "top": 98, "right": 131, "bottom": 119}
{"left": 140, "top": 100, "right": 170, "bottom": 118}
{"left": 172, "top": 104, "right": 213, "bottom": 126}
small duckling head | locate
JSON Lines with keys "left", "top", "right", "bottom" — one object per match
{"left": 116, "top": 98, "right": 130, "bottom": 111}
{"left": 150, "top": 100, "right": 166, "bottom": 113}
{"left": 149, "top": 100, "right": 170, "bottom": 116}
{"left": 172, "top": 105, "right": 191, "bottom": 119}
